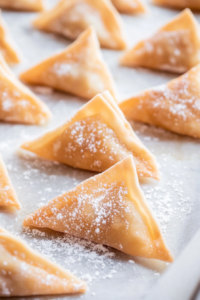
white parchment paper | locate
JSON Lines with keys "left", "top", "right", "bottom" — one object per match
{"left": 1, "top": 0, "right": 200, "bottom": 299}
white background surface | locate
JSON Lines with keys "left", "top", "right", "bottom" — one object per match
{"left": 1, "top": 0, "right": 200, "bottom": 299}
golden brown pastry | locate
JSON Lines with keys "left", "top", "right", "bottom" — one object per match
{"left": 0, "top": 156, "right": 20, "bottom": 209}
{"left": 120, "top": 63, "right": 200, "bottom": 138}
{"left": 0, "top": 54, "right": 51, "bottom": 125}
{"left": 153, "top": 0, "right": 200, "bottom": 10}
{"left": 120, "top": 9, "right": 200, "bottom": 73}
{"left": 20, "top": 27, "right": 118, "bottom": 100}
{"left": 23, "top": 156, "right": 173, "bottom": 262}
{"left": 0, "top": 227, "right": 86, "bottom": 297}
{"left": 33, "top": 0, "right": 127, "bottom": 50}
{"left": 0, "top": 0, "right": 45, "bottom": 11}
{"left": 0, "top": 11, "right": 20, "bottom": 64}
{"left": 21, "top": 91, "right": 159, "bottom": 180}
{"left": 111, "top": 0, "right": 147, "bottom": 14}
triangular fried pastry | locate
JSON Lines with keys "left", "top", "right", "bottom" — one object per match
{"left": 21, "top": 91, "right": 159, "bottom": 180}
{"left": 120, "top": 64, "right": 200, "bottom": 138}
{"left": 0, "top": 156, "right": 20, "bottom": 209}
{"left": 111, "top": 0, "right": 147, "bottom": 14}
{"left": 0, "top": 0, "right": 45, "bottom": 11}
{"left": 33, "top": 0, "right": 127, "bottom": 50}
{"left": 20, "top": 27, "right": 118, "bottom": 100}
{"left": 0, "top": 55, "right": 52, "bottom": 125}
{"left": 153, "top": 0, "right": 200, "bottom": 11}
{"left": 23, "top": 156, "right": 173, "bottom": 262}
{"left": 0, "top": 227, "right": 86, "bottom": 297}
{"left": 0, "top": 11, "right": 20, "bottom": 64}
{"left": 120, "top": 9, "right": 200, "bottom": 73}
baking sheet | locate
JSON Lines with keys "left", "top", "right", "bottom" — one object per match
{"left": 1, "top": 0, "right": 200, "bottom": 299}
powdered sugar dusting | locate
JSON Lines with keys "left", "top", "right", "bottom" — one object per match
{"left": 0, "top": 239, "right": 85, "bottom": 296}
{"left": 53, "top": 116, "right": 131, "bottom": 171}
{"left": 134, "top": 29, "right": 198, "bottom": 73}
{"left": 153, "top": 75, "right": 200, "bottom": 120}
{"left": 133, "top": 66, "right": 200, "bottom": 138}
{"left": 0, "top": 79, "right": 49, "bottom": 124}
{"left": 49, "top": 2, "right": 113, "bottom": 44}
{"left": 23, "top": 228, "right": 119, "bottom": 284}
{"left": 0, "top": 117, "right": 197, "bottom": 297}
{"left": 25, "top": 180, "right": 133, "bottom": 240}
{"left": 1, "top": 4, "right": 200, "bottom": 299}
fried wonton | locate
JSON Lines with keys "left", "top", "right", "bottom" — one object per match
{"left": 33, "top": 0, "right": 127, "bottom": 50}
{"left": 120, "top": 64, "right": 200, "bottom": 138}
{"left": 21, "top": 91, "right": 159, "bottom": 180}
{"left": 0, "top": 11, "right": 20, "bottom": 64}
{"left": 120, "top": 9, "right": 200, "bottom": 73}
{"left": 153, "top": 0, "right": 200, "bottom": 11}
{"left": 0, "top": 0, "right": 45, "bottom": 11}
{"left": 0, "top": 55, "right": 51, "bottom": 125}
{"left": 23, "top": 156, "right": 173, "bottom": 262}
{"left": 20, "top": 27, "right": 118, "bottom": 100}
{"left": 0, "top": 156, "right": 20, "bottom": 209}
{"left": 111, "top": 0, "right": 147, "bottom": 14}
{"left": 0, "top": 227, "right": 86, "bottom": 297}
